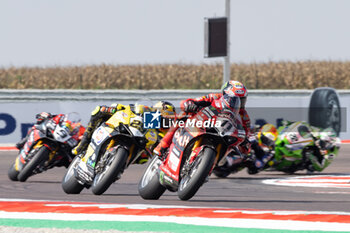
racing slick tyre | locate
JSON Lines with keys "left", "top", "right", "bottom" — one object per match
{"left": 17, "top": 146, "right": 50, "bottom": 182}
{"left": 138, "top": 156, "right": 166, "bottom": 200}
{"left": 91, "top": 147, "right": 128, "bottom": 195}
{"left": 178, "top": 147, "right": 216, "bottom": 201}
{"left": 213, "top": 167, "right": 231, "bottom": 178}
{"left": 309, "top": 87, "right": 341, "bottom": 136}
{"left": 8, "top": 163, "right": 19, "bottom": 181}
{"left": 62, "top": 156, "right": 84, "bottom": 194}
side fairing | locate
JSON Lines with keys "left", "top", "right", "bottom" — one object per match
{"left": 160, "top": 127, "right": 196, "bottom": 181}
{"left": 82, "top": 125, "right": 114, "bottom": 168}
{"left": 274, "top": 122, "right": 314, "bottom": 166}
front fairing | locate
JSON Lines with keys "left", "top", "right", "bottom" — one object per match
{"left": 273, "top": 123, "right": 315, "bottom": 171}
{"left": 79, "top": 107, "right": 152, "bottom": 179}
{"left": 81, "top": 123, "right": 131, "bottom": 169}
{"left": 160, "top": 127, "right": 195, "bottom": 183}
{"left": 16, "top": 126, "right": 56, "bottom": 171}
{"left": 159, "top": 106, "right": 240, "bottom": 186}
{"left": 52, "top": 124, "right": 73, "bottom": 144}
{"left": 19, "top": 127, "right": 47, "bottom": 160}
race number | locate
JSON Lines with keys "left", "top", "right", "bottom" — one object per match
{"left": 216, "top": 118, "right": 234, "bottom": 136}
{"left": 130, "top": 116, "right": 144, "bottom": 132}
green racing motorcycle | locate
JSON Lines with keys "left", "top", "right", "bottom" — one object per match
{"left": 256, "top": 121, "right": 341, "bottom": 174}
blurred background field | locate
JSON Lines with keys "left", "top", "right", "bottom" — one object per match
{"left": 1, "top": 61, "right": 350, "bottom": 90}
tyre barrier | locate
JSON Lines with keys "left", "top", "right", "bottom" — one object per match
{"left": 309, "top": 87, "right": 341, "bottom": 136}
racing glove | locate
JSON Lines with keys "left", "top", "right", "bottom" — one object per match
{"left": 183, "top": 100, "right": 199, "bottom": 113}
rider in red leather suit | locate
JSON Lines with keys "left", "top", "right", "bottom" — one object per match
{"left": 154, "top": 81, "right": 250, "bottom": 157}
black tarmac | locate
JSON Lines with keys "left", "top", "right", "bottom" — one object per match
{"left": 1, "top": 145, "right": 350, "bottom": 211}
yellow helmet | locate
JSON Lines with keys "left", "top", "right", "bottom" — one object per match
{"left": 257, "top": 123, "right": 278, "bottom": 147}
{"left": 134, "top": 104, "right": 152, "bottom": 115}
{"left": 153, "top": 101, "right": 176, "bottom": 119}
{"left": 153, "top": 101, "right": 176, "bottom": 132}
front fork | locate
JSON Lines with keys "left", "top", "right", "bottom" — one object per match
{"left": 106, "top": 138, "right": 134, "bottom": 165}
{"left": 187, "top": 138, "right": 222, "bottom": 175}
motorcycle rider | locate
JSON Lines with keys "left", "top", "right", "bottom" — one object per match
{"left": 15, "top": 112, "right": 53, "bottom": 149}
{"left": 153, "top": 80, "right": 250, "bottom": 158}
{"left": 251, "top": 121, "right": 340, "bottom": 173}
{"left": 310, "top": 127, "right": 340, "bottom": 171}
{"left": 16, "top": 112, "right": 84, "bottom": 150}
{"left": 247, "top": 123, "right": 278, "bottom": 174}
{"left": 279, "top": 121, "right": 340, "bottom": 172}
{"left": 72, "top": 101, "right": 176, "bottom": 164}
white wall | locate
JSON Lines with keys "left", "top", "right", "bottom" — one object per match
{"left": 0, "top": 90, "right": 348, "bottom": 143}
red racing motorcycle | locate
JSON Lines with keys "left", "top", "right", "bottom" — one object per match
{"left": 138, "top": 106, "right": 245, "bottom": 200}
{"left": 8, "top": 113, "right": 84, "bottom": 182}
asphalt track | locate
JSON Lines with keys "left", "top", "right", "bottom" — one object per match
{"left": 1, "top": 145, "right": 350, "bottom": 212}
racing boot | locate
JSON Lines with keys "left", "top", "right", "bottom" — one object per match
{"left": 72, "top": 130, "right": 93, "bottom": 156}
{"left": 72, "top": 115, "right": 102, "bottom": 156}
{"left": 153, "top": 125, "right": 178, "bottom": 157}
{"left": 153, "top": 141, "right": 169, "bottom": 158}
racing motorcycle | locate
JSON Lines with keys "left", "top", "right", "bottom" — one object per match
{"left": 214, "top": 121, "right": 340, "bottom": 176}
{"left": 138, "top": 106, "right": 246, "bottom": 201}
{"left": 265, "top": 121, "right": 340, "bottom": 174}
{"left": 62, "top": 105, "right": 159, "bottom": 195}
{"left": 211, "top": 139, "right": 255, "bottom": 178}
{"left": 8, "top": 112, "right": 83, "bottom": 182}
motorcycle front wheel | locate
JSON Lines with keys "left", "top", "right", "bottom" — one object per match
{"left": 17, "top": 146, "right": 50, "bottom": 182}
{"left": 138, "top": 156, "right": 166, "bottom": 200}
{"left": 178, "top": 147, "right": 216, "bottom": 201}
{"left": 61, "top": 156, "right": 84, "bottom": 194}
{"left": 8, "top": 162, "right": 19, "bottom": 181}
{"left": 91, "top": 147, "right": 128, "bottom": 195}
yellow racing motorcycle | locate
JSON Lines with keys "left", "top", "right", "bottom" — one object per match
{"left": 62, "top": 105, "right": 159, "bottom": 195}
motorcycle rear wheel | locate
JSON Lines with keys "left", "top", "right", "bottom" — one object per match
{"left": 138, "top": 156, "right": 166, "bottom": 200}
{"left": 178, "top": 147, "right": 216, "bottom": 201}
{"left": 17, "top": 146, "right": 50, "bottom": 182}
{"left": 91, "top": 147, "right": 128, "bottom": 195}
{"left": 8, "top": 163, "right": 19, "bottom": 181}
{"left": 61, "top": 156, "right": 84, "bottom": 194}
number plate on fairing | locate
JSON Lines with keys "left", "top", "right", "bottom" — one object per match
{"left": 53, "top": 125, "right": 71, "bottom": 142}
{"left": 92, "top": 126, "right": 110, "bottom": 146}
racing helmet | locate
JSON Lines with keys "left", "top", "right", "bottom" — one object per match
{"left": 257, "top": 123, "right": 278, "bottom": 147}
{"left": 221, "top": 80, "right": 248, "bottom": 108}
{"left": 153, "top": 101, "right": 176, "bottom": 130}
{"left": 153, "top": 101, "right": 176, "bottom": 133}
{"left": 35, "top": 112, "right": 52, "bottom": 123}
{"left": 297, "top": 124, "right": 312, "bottom": 139}
{"left": 221, "top": 93, "right": 241, "bottom": 115}
{"left": 136, "top": 104, "right": 152, "bottom": 114}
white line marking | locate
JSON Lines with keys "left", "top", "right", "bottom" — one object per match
{"left": 0, "top": 198, "right": 222, "bottom": 210}
{"left": 263, "top": 175, "right": 350, "bottom": 188}
{"left": 1, "top": 211, "right": 350, "bottom": 232}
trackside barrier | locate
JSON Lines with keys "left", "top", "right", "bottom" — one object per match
{"left": 0, "top": 89, "right": 348, "bottom": 143}
{"left": 0, "top": 89, "right": 316, "bottom": 102}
